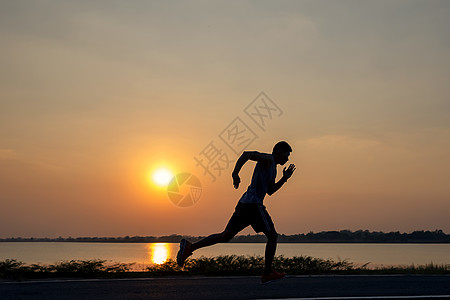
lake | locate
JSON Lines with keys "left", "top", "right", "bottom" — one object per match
{"left": 1, "top": 242, "right": 449, "bottom": 270}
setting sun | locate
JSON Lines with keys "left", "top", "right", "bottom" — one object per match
{"left": 152, "top": 168, "right": 173, "bottom": 187}
{"left": 150, "top": 243, "right": 170, "bottom": 264}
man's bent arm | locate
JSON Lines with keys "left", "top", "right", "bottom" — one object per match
{"left": 267, "top": 177, "right": 288, "bottom": 196}
{"left": 232, "top": 152, "right": 250, "bottom": 189}
{"left": 232, "top": 151, "right": 273, "bottom": 189}
{"left": 232, "top": 151, "right": 272, "bottom": 175}
{"left": 267, "top": 164, "right": 296, "bottom": 195}
{"left": 232, "top": 151, "right": 250, "bottom": 175}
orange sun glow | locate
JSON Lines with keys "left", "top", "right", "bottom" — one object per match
{"left": 152, "top": 168, "right": 174, "bottom": 187}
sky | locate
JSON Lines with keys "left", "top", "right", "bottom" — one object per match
{"left": 1, "top": 0, "right": 449, "bottom": 238}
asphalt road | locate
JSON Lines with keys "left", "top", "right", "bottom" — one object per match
{"left": 1, "top": 275, "right": 449, "bottom": 300}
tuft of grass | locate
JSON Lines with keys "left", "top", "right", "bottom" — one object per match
{"left": 0, "top": 259, "right": 29, "bottom": 280}
{"left": 367, "top": 262, "right": 450, "bottom": 275}
{"left": 0, "top": 259, "right": 134, "bottom": 280}
{"left": 272, "top": 255, "right": 354, "bottom": 274}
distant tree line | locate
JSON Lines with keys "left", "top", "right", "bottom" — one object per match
{"left": 1, "top": 230, "right": 449, "bottom": 243}
{"left": 277, "top": 229, "right": 450, "bottom": 243}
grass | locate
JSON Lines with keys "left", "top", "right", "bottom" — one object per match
{"left": 147, "top": 255, "right": 353, "bottom": 276}
{"left": 1, "top": 255, "right": 449, "bottom": 280}
{"left": 366, "top": 262, "right": 450, "bottom": 275}
{"left": 0, "top": 259, "right": 134, "bottom": 280}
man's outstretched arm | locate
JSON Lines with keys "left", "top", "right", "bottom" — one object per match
{"left": 232, "top": 151, "right": 273, "bottom": 189}
{"left": 267, "top": 164, "right": 296, "bottom": 195}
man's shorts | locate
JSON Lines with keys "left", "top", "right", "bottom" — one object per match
{"left": 225, "top": 202, "right": 276, "bottom": 234}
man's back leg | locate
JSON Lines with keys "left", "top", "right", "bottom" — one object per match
{"left": 190, "top": 228, "right": 238, "bottom": 251}
{"left": 176, "top": 229, "right": 238, "bottom": 267}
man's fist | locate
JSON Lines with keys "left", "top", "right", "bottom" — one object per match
{"left": 232, "top": 172, "right": 240, "bottom": 189}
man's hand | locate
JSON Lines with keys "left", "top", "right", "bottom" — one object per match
{"left": 232, "top": 172, "right": 240, "bottom": 189}
{"left": 282, "top": 164, "right": 296, "bottom": 181}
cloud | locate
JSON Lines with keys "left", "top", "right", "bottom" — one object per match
{"left": 0, "top": 148, "right": 16, "bottom": 159}
{"left": 0, "top": 148, "right": 64, "bottom": 172}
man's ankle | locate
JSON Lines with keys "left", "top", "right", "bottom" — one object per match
{"left": 262, "top": 268, "right": 271, "bottom": 276}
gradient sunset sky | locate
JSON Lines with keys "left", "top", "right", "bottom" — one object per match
{"left": 1, "top": 1, "right": 449, "bottom": 238}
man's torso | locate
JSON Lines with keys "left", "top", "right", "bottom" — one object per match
{"left": 239, "top": 155, "right": 276, "bottom": 204}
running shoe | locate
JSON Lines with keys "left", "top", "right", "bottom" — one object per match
{"left": 261, "top": 269, "right": 286, "bottom": 284}
{"left": 176, "top": 239, "right": 192, "bottom": 267}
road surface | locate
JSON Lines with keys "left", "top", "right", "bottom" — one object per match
{"left": 1, "top": 275, "right": 449, "bottom": 299}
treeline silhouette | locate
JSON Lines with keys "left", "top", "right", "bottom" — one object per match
{"left": 1, "top": 230, "right": 449, "bottom": 243}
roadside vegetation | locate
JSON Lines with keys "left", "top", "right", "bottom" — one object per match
{"left": 1, "top": 255, "right": 449, "bottom": 280}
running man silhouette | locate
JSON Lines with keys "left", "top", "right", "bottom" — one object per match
{"left": 177, "top": 141, "right": 296, "bottom": 284}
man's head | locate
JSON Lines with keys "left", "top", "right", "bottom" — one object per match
{"left": 272, "top": 141, "right": 292, "bottom": 165}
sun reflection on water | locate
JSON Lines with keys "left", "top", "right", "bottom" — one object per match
{"left": 149, "top": 243, "right": 170, "bottom": 264}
